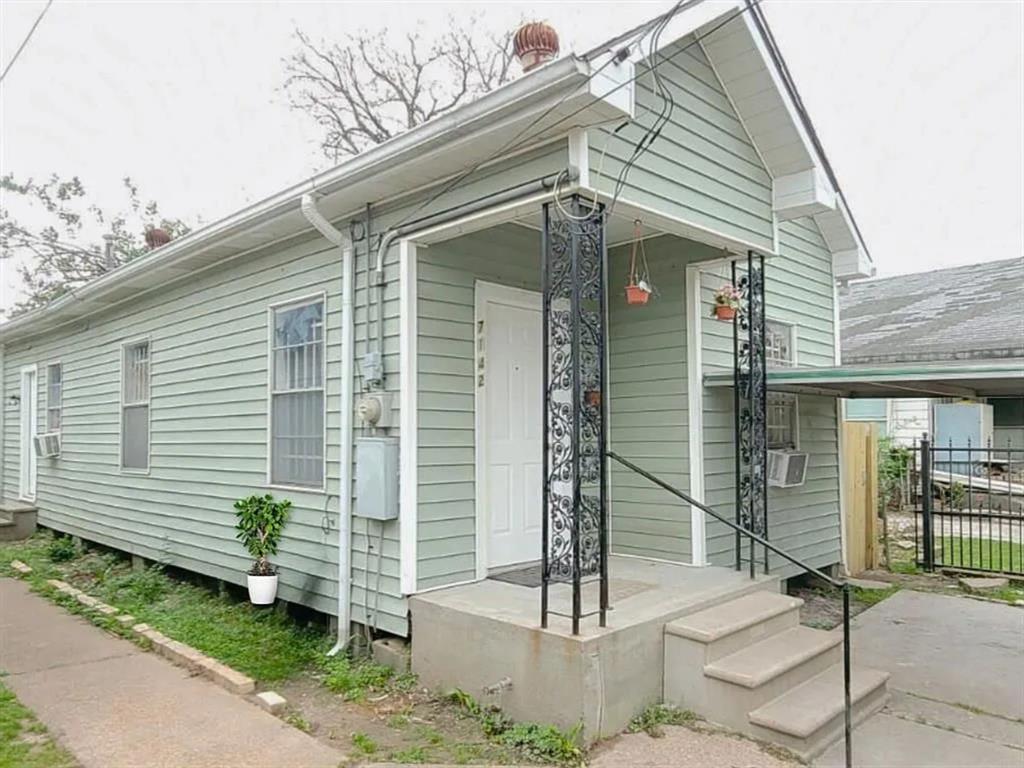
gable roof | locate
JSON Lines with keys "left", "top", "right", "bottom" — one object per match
{"left": 2, "top": 2, "right": 870, "bottom": 342}
{"left": 839, "top": 258, "right": 1024, "bottom": 365}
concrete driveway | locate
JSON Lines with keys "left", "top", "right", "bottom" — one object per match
{"left": 815, "top": 590, "right": 1024, "bottom": 768}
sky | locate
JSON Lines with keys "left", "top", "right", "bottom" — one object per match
{"left": 1, "top": 0, "right": 1022, "bottom": 313}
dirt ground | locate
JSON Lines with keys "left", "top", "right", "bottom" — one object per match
{"left": 275, "top": 673, "right": 519, "bottom": 765}
{"left": 589, "top": 720, "right": 799, "bottom": 768}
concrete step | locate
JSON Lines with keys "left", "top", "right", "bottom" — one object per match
{"left": 665, "top": 591, "right": 803, "bottom": 661}
{"left": 748, "top": 664, "right": 890, "bottom": 760}
{"left": 704, "top": 625, "right": 841, "bottom": 690}
{"left": 0, "top": 503, "right": 37, "bottom": 541}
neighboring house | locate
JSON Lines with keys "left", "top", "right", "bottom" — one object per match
{"left": 840, "top": 258, "right": 1024, "bottom": 447}
{"left": 2, "top": 3, "right": 891, "bottom": 749}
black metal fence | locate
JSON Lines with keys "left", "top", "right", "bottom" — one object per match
{"left": 912, "top": 435, "right": 1024, "bottom": 576}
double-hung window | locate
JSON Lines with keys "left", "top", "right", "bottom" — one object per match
{"left": 765, "top": 320, "right": 798, "bottom": 449}
{"left": 121, "top": 340, "right": 150, "bottom": 470}
{"left": 46, "top": 363, "right": 62, "bottom": 432}
{"left": 270, "top": 298, "right": 325, "bottom": 488}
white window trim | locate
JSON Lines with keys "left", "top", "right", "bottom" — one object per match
{"left": 765, "top": 318, "right": 799, "bottom": 368}
{"left": 119, "top": 337, "right": 152, "bottom": 475}
{"left": 45, "top": 360, "right": 62, "bottom": 434}
{"left": 265, "top": 291, "right": 328, "bottom": 493}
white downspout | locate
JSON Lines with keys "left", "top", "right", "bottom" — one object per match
{"left": 301, "top": 193, "right": 354, "bottom": 654}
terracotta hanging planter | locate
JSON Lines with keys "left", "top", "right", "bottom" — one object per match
{"left": 625, "top": 282, "right": 652, "bottom": 305}
{"left": 712, "top": 283, "right": 742, "bottom": 321}
{"left": 625, "top": 219, "right": 654, "bottom": 306}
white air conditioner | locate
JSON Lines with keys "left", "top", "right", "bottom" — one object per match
{"left": 767, "top": 449, "right": 808, "bottom": 488}
{"left": 34, "top": 432, "right": 61, "bottom": 458}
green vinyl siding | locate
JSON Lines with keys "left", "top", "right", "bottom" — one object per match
{"left": 1, "top": 236, "right": 346, "bottom": 620}
{"left": 589, "top": 36, "right": 773, "bottom": 251}
{"left": 416, "top": 224, "right": 542, "bottom": 591}
{"left": 608, "top": 236, "right": 693, "bottom": 562}
{"left": 700, "top": 217, "right": 843, "bottom": 575}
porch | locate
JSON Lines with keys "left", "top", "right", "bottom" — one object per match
{"left": 410, "top": 555, "right": 780, "bottom": 739}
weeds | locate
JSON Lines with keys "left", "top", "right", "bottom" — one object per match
{"left": 46, "top": 536, "right": 77, "bottom": 563}
{"left": 389, "top": 745, "right": 428, "bottom": 763}
{"left": 284, "top": 712, "right": 312, "bottom": 733}
{"left": 351, "top": 732, "right": 378, "bottom": 755}
{"left": 318, "top": 654, "right": 410, "bottom": 700}
{"left": 628, "top": 703, "right": 697, "bottom": 737}
{"left": 447, "top": 688, "right": 584, "bottom": 765}
{"left": 852, "top": 585, "right": 900, "bottom": 607}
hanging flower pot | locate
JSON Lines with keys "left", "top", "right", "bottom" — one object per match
{"left": 625, "top": 220, "right": 654, "bottom": 307}
{"left": 712, "top": 283, "right": 742, "bottom": 321}
{"left": 625, "top": 281, "right": 651, "bottom": 305}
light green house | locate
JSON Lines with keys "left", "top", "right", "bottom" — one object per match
{"left": 0, "top": 4, "right": 876, "bottom": 745}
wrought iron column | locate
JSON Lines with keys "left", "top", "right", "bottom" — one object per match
{"left": 541, "top": 195, "right": 609, "bottom": 634}
{"left": 732, "top": 251, "right": 768, "bottom": 576}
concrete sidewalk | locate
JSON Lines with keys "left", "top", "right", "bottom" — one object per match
{"left": 0, "top": 578, "right": 343, "bottom": 768}
{"left": 815, "top": 590, "right": 1024, "bottom": 768}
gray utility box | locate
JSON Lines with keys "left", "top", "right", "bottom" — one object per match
{"left": 355, "top": 437, "right": 399, "bottom": 521}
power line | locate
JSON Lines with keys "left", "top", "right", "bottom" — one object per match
{"left": 385, "top": 0, "right": 702, "bottom": 233}
{"left": 0, "top": 0, "right": 54, "bottom": 85}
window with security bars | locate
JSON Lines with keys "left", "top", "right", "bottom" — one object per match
{"left": 46, "top": 363, "right": 62, "bottom": 432}
{"left": 767, "top": 393, "right": 798, "bottom": 449}
{"left": 270, "top": 299, "right": 324, "bottom": 488}
{"left": 121, "top": 341, "right": 150, "bottom": 470}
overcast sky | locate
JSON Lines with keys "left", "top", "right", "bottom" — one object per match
{"left": 1, "top": 0, "right": 1021, "bottom": 313}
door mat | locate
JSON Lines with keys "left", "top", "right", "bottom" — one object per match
{"left": 489, "top": 564, "right": 543, "bottom": 588}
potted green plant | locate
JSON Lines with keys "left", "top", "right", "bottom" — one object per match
{"left": 234, "top": 493, "right": 291, "bottom": 605}
{"left": 712, "top": 283, "right": 741, "bottom": 320}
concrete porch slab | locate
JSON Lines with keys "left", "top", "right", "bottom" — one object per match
{"left": 410, "top": 556, "right": 778, "bottom": 742}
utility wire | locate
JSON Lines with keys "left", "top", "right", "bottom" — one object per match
{"left": 0, "top": 0, "right": 54, "bottom": 85}
{"left": 385, "top": 0, "right": 701, "bottom": 233}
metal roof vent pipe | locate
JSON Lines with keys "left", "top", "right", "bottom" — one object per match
{"left": 513, "top": 21, "right": 560, "bottom": 73}
{"left": 145, "top": 227, "right": 172, "bottom": 250}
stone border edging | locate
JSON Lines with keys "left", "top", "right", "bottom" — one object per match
{"left": 14, "top": 563, "right": 291, "bottom": 718}
{"left": 38, "top": 575, "right": 257, "bottom": 696}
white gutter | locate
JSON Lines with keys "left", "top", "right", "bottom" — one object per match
{"left": 0, "top": 55, "right": 590, "bottom": 342}
{"left": 301, "top": 194, "right": 354, "bottom": 655}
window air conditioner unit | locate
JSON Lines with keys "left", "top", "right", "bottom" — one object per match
{"left": 34, "top": 433, "right": 61, "bottom": 458}
{"left": 767, "top": 449, "right": 808, "bottom": 488}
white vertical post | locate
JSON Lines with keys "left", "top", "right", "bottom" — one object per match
{"left": 686, "top": 264, "right": 707, "bottom": 565}
{"left": 398, "top": 239, "right": 419, "bottom": 595}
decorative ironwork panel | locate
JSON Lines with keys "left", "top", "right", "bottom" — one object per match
{"left": 541, "top": 196, "right": 609, "bottom": 634}
{"left": 733, "top": 252, "right": 768, "bottom": 572}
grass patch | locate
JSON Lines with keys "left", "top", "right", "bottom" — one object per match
{"left": 984, "top": 585, "right": 1024, "bottom": 603}
{"left": 627, "top": 703, "right": 697, "bottom": 737}
{"left": 937, "top": 536, "right": 1024, "bottom": 574}
{"left": 389, "top": 745, "right": 428, "bottom": 763}
{"left": 852, "top": 584, "right": 900, "bottom": 607}
{"left": 0, "top": 681, "right": 77, "bottom": 768}
{"left": 1, "top": 533, "right": 328, "bottom": 682}
{"left": 889, "top": 559, "right": 920, "bottom": 575}
{"left": 351, "top": 731, "right": 378, "bottom": 755}
{"left": 317, "top": 653, "right": 414, "bottom": 701}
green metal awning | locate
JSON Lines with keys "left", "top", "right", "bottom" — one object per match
{"left": 704, "top": 362, "right": 1024, "bottom": 399}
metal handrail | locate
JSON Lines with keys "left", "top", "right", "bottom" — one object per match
{"left": 607, "top": 450, "right": 854, "bottom": 768}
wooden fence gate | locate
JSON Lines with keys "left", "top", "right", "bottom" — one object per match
{"left": 843, "top": 421, "right": 880, "bottom": 573}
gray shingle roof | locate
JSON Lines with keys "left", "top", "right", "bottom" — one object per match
{"left": 839, "top": 258, "right": 1024, "bottom": 365}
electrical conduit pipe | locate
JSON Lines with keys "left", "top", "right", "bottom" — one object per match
{"left": 301, "top": 193, "right": 354, "bottom": 654}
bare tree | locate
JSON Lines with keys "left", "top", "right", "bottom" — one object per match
{"left": 284, "top": 18, "right": 518, "bottom": 159}
{"left": 0, "top": 174, "right": 191, "bottom": 317}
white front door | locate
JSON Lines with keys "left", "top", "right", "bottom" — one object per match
{"left": 19, "top": 366, "right": 38, "bottom": 501}
{"left": 477, "top": 282, "right": 543, "bottom": 569}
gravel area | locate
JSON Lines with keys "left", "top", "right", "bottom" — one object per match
{"left": 590, "top": 722, "right": 799, "bottom": 768}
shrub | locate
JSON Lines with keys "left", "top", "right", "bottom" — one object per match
{"left": 47, "top": 536, "right": 78, "bottom": 563}
{"left": 233, "top": 494, "right": 291, "bottom": 575}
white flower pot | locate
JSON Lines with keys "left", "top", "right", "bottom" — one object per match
{"left": 247, "top": 573, "right": 278, "bottom": 605}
